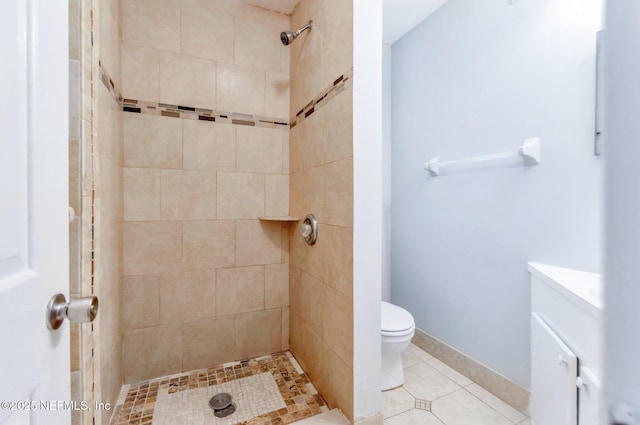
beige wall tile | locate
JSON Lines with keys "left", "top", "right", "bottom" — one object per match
{"left": 265, "top": 263, "right": 289, "bottom": 309}
{"left": 324, "top": 225, "right": 353, "bottom": 297}
{"left": 280, "top": 42, "right": 290, "bottom": 82}
{"left": 99, "top": 339, "right": 123, "bottom": 425}
{"left": 319, "top": 0, "right": 353, "bottom": 89}
{"left": 123, "top": 324, "right": 183, "bottom": 383}
{"left": 281, "top": 306, "right": 290, "bottom": 351}
{"left": 289, "top": 124, "right": 303, "bottom": 173}
{"left": 289, "top": 22, "right": 322, "bottom": 116}
{"left": 81, "top": 121, "right": 94, "bottom": 195}
{"left": 236, "top": 220, "right": 282, "bottom": 266}
{"left": 281, "top": 226, "right": 290, "bottom": 263}
{"left": 183, "top": 220, "right": 235, "bottom": 269}
{"left": 321, "top": 284, "right": 353, "bottom": 367}
{"left": 234, "top": 17, "right": 282, "bottom": 73}
{"left": 236, "top": 127, "right": 284, "bottom": 174}
{"left": 290, "top": 115, "right": 327, "bottom": 172}
{"left": 158, "top": 272, "right": 183, "bottom": 323}
{"left": 322, "top": 158, "right": 353, "bottom": 227}
{"left": 69, "top": 0, "right": 80, "bottom": 60}
{"left": 160, "top": 52, "right": 216, "bottom": 109}
{"left": 122, "top": 43, "right": 159, "bottom": 102}
{"left": 236, "top": 309, "right": 282, "bottom": 360}
{"left": 182, "top": 315, "right": 236, "bottom": 371}
{"left": 122, "top": 0, "right": 180, "bottom": 52}
{"left": 123, "top": 221, "right": 182, "bottom": 275}
{"left": 216, "top": 172, "right": 265, "bottom": 219}
{"left": 180, "top": 0, "right": 234, "bottom": 63}
{"left": 214, "top": 0, "right": 289, "bottom": 29}
{"left": 172, "top": 269, "right": 217, "bottom": 321}
{"left": 160, "top": 169, "right": 216, "bottom": 220}
{"left": 265, "top": 174, "right": 289, "bottom": 217}
{"left": 70, "top": 323, "right": 80, "bottom": 371}
{"left": 290, "top": 270, "right": 324, "bottom": 334}
{"left": 324, "top": 350, "right": 354, "bottom": 420}
{"left": 175, "top": 269, "right": 216, "bottom": 320}
{"left": 69, "top": 62, "right": 80, "bottom": 139}
{"left": 282, "top": 132, "right": 290, "bottom": 174}
{"left": 96, "top": 83, "right": 123, "bottom": 161}
{"left": 123, "top": 167, "right": 161, "bottom": 221}
{"left": 323, "top": 87, "right": 353, "bottom": 163}
{"left": 100, "top": 0, "right": 121, "bottom": 86}
{"left": 122, "top": 274, "right": 161, "bottom": 330}
{"left": 265, "top": 72, "right": 290, "bottom": 120}
{"left": 216, "top": 265, "right": 265, "bottom": 316}
{"left": 290, "top": 167, "right": 323, "bottom": 225}
{"left": 216, "top": 62, "right": 265, "bottom": 116}
{"left": 123, "top": 113, "right": 182, "bottom": 169}
{"left": 289, "top": 222, "right": 326, "bottom": 282}
{"left": 69, "top": 220, "right": 81, "bottom": 295}
{"left": 183, "top": 120, "right": 236, "bottom": 171}
{"left": 96, "top": 154, "right": 122, "bottom": 224}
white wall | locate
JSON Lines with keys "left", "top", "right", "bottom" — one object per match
{"left": 353, "top": 0, "right": 383, "bottom": 420}
{"left": 382, "top": 43, "right": 392, "bottom": 303}
{"left": 604, "top": 1, "right": 640, "bottom": 421}
{"left": 390, "top": 0, "right": 603, "bottom": 387}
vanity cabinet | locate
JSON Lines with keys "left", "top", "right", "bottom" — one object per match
{"left": 529, "top": 263, "right": 603, "bottom": 425}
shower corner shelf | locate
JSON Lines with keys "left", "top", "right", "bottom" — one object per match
{"left": 258, "top": 216, "right": 300, "bottom": 222}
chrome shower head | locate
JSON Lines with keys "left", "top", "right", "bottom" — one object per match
{"left": 280, "top": 20, "right": 312, "bottom": 46}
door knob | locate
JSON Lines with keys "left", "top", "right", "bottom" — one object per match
{"left": 46, "top": 293, "right": 98, "bottom": 330}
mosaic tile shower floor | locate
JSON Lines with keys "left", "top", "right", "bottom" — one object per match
{"left": 111, "top": 352, "right": 328, "bottom": 425}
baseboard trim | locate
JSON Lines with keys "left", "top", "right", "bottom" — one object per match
{"left": 354, "top": 412, "right": 384, "bottom": 425}
{"left": 412, "top": 328, "right": 530, "bottom": 413}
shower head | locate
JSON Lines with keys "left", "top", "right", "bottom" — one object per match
{"left": 280, "top": 20, "right": 312, "bottom": 46}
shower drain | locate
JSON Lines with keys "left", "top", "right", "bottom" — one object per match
{"left": 209, "top": 392, "right": 236, "bottom": 418}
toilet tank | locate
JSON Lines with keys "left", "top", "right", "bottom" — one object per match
{"left": 529, "top": 263, "right": 603, "bottom": 425}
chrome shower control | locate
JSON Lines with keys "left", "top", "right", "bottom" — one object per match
{"left": 46, "top": 293, "right": 99, "bottom": 330}
{"left": 300, "top": 214, "right": 318, "bottom": 245}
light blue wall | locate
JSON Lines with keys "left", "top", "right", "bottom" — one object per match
{"left": 390, "top": 0, "right": 603, "bottom": 387}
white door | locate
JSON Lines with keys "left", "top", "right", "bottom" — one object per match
{"left": 0, "top": 0, "right": 70, "bottom": 424}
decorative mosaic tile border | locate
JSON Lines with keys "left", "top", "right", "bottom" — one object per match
{"left": 110, "top": 352, "right": 328, "bottom": 425}
{"left": 99, "top": 61, "right": 123, "bottom": 106}
{"left": 119, "top": 67, "right": 353, "bottom": 131}
{"left": 121, "top": 99, "right": 289, "bottom": 130}
{"left": 289, "top": 68, "right": 353, "bottom": 129}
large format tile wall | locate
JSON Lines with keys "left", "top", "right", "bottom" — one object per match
{"left": 70, "top": 0, "right": 124, "bottom": 424}
{"left": 120, "top": 0, "right": 291, "bottom": 383}
{"left": 68, "top": 1, "right": 84, "bottom": 424}
{"left": 93, "top": 0, "right": 124, "bottom": 424}
{"left": 288, "top": 0, "right": 355, "bottom": 421}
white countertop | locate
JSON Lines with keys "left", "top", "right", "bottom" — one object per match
{"left": 528, "top": 262, "right": 603, "bottom": 318}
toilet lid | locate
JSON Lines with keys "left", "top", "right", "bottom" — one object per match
{"left": 381, "top": 301, "right": 414, "bottom": 332}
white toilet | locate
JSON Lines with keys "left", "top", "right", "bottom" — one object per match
{"left": 381, "top": 301, "right": 416, "bottom": 391}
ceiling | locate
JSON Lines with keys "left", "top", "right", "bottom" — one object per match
{"left": 383, "top": 0, "right": 449, "bottom": 44}
{"left": 244, "top": 0, "right": 448, "bottom": 45}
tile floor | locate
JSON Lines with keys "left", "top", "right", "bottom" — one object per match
{"left": 110, "top": 352, "right": 328, "bottom": 425}
{"left": 383, "top": 344, "right": 531, "bottom": 425}
{"left": 110, "top": 344, "right": 530, "bottom": 425}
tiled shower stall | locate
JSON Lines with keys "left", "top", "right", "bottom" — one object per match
{"left": 69, "top": 0, "right": 356, "bottom": 423}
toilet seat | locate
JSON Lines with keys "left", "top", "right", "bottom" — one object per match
{"left": 381, "top": 301, "right": 415, "bottom": 335}
{"left": 382, "top": 327, "right": 415, "bottom": 337}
